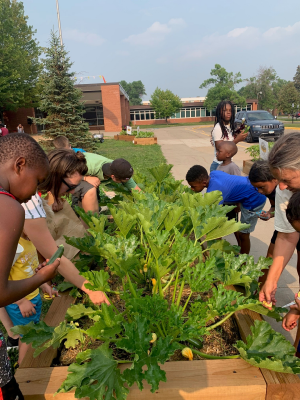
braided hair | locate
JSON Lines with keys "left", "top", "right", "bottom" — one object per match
{"left": 213, "top": 101, "right": 235, "bottom": 140}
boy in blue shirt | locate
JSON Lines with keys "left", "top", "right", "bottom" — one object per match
{"left": 186, "top": 165, "right": 266, "bottom": 254}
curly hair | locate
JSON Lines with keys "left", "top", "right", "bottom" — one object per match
{"left": 286, "top": 191, "right": 300, "bottom": 224}
{"left": 249, "top": 160, "right": 275, "bottom": 183}
{"left": 186, "top": 165, "right": 209, "bottom": 183}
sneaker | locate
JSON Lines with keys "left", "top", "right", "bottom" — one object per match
{"left": 6, "top": 336, "right": 19, "bottom": 349}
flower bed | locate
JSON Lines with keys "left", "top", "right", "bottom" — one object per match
{"left": 115, "top": 130, "right": 156, "bottom": 144}
{"left": 14, "top": 164, "right": 300, "bottom": 400}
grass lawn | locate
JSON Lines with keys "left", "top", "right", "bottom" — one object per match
{"left": 95, "top": 139, "right": 166, "bottom": 179}
{"left": 278, "top": 117, "right": 300, "bottom": 127}
{"left": 134, "top": 121, "right": 213, "bottom": 129}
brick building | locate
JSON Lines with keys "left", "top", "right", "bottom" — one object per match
{"left": 2, "top": 83, "right": 258, "bottom": 133}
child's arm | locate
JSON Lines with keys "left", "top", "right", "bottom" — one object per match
{"left": 282, "top": 308, "right": 300, "bottom": 331}
{"left": 40, "top": 282, "right": 59, "bottom": 298}
{"left": 15, "top": 298, "right": 37, "bottom": 318}
{"left": 83, "top": 176, "right": 101, "bottom": 187}
{"left": 0, "top": 196, "right": 60, "bottom": 307}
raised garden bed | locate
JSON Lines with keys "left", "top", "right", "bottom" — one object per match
{"left": 133, "top": 136, "right": 157, "bottom": 145}
{"left": 243, "top": 160, "right": 253, "bottom": 175}
{"left": 114, "top": 134, "right": 136, "bottom": 142}
{"left": 14, "top": 164, "right": 300, "bottom": 399}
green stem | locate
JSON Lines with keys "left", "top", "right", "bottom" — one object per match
{"left": 117, "top": 360, "right": 131, "bottom": 364}
{"left": 158, "top": 276, "right": 164, "bottom": 298}
{"left": 126, "top": 273, "right": 137, "bottom": 298}
{"left": 107, "top": 290, "right": 120, "bottom": 295}
{"left": 162, "top": 270, "right": 177, "bottom": 292}
{"left": 161, "top": 322, "right": 168, "bottom": 337}
{"left": 182, "top": 291, "right": 193, "bottom": 313}
{"left": 206, "top": 312, "right": 235, "bottom": 331}
{"left": 172, "top": 269, "right": 179, "bottom": 304}
{"left": 176, "top": 280, "right": 185, "bottom": 307}
{"left": 156, "top": 323, "right": 165, "bottom": 338}
{"left": 178, "top": 343, "right": 239, "bottom": 360}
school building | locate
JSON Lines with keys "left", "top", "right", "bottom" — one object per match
{"left": 2, "top": 83, "right": 258, "bottom": 133}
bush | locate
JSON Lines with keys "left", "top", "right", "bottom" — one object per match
{"left": 135, "top": 131, "right": 154, "bottom": 138}
{"left": 245, "top": 142, "right": 275, "bottom": 161}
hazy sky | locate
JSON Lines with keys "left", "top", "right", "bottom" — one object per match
{"left": 22, "top": 0, "right": 300, "bottom": 99}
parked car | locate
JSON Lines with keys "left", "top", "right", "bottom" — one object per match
{"left": 235, "top": 110, "right": 284, "bottom": 143}
{"left": 294, "top": 111, "right": 300, "bottom": 118}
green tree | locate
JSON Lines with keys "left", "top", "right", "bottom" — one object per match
{"left": 0, "top": 0, "right": 41, "bottom": 113}
{"left": 119, "top": 80, "right": 146, "bottom": 105}
{"left": 150, "top": 88, "right": 182, "bottom": 123}
{"left": 238, "top": 67, "right": 286, "bottom": 111}
{"left": 293, "top": 66, "right": 300, "bottom": 92}
{"left": 277, "top": 82, "right": 300, "bottom": 115}
{"left": 199, "top": 64, "right": 246, "bottom": 110}
{"left": 33, "top": 31, "right": 91, "bottom": 148}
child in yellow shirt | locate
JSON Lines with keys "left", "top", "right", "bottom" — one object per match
{"left": 5, "top": 234, "right": 58, "bottom": 364}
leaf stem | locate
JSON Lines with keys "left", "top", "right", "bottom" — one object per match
{"left": 126, "top": 273, "right": 137, "bottom": 298}
{"left": 172, "top": 269, "right": 179, "bottom": 304}
{"left": 176, "top": 280, "right": 185, "bottom": 307}
{"left": 177, "top": 343, "right": 239, "bottom": 359}
{"left": 155, "top": 323, "right": 165, "bottom": 338}
{"left": 182, "top": 291, "right": 193, "bottom": 313}
{"left": 206, "top": 312, "right": 235, "bottom": 331}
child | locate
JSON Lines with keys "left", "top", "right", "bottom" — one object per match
{"left": 0, "top": 133, "right": 60, "bottom": 399}
{"left": 53, "top": 135, "right": 85, "bottom": 153}
{"left": 216, "top": 141, "right": 241, "bottom": 176}
{"left": 186, "top": 166, "right": 266, "bottom": 254}
{"left": 52, "top": 136, "right": 140, "bottom": 214}
{"left": 5, "top": 234, "right": 58, "bottom": 364}
{"left": 210, "top": 101, "right": 248, "bottom": 172}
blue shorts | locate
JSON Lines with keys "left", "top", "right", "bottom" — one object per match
{"left": 210, "top": 161, "right": 220, "bottom": 172}
{"left": 240, "top": 201, "right": 266, "bottom": 234}
{"left": 5, "top": 294, "right": 42, "bottom": 327}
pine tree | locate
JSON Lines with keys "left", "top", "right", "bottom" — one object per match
{"left": 293, "top": 66, "right": 300, "bottom": 92}
{"left": 33, "top": 31, "right": 91, "bottom": 148}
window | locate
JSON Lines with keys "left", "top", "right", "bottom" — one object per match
{"left": 130, "top": 113, "right": 134, "bottom": 121}
{"left": 151, "top": 112, "right": 155, "bottom": 119}
{"left": 135, "top": 113, "right": 140, "bottom": 120}
{"left": 181, "top": 110, "right": 185, "bottom": 118}
{"left": 175, "top": 111, "right": 180, "bottom": 118}
{"left": 83, "top": 105, "right": 104, "bottom": 126}
{"left": 140, "top": 112, "right": 145, "bottom": 120}
{"left": 145, "top": 112, "right": 150, "bottom": 120}
{"left": 186, "top": 109, "right": 190, "bottom": 118}
{"left": 191, "top": 109, "right": 195, "bottom": 117}
{"left": 196, "top": 108, "right": 200, "bottom": 117}
{"left": 201, "top": 108, "right": 206, "bottom": 117}
{"left": 247, "top": 104, "right": 252, "bottom": 111}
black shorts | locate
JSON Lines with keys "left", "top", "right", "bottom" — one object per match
{"left": 0, "top": 377, "right": 24, "bottom": 400}
{"left": 224, "top": 204, "right": 239, "bottom": 222}
{"left": 271, "top": 230, "right": 300, "bottom": 251}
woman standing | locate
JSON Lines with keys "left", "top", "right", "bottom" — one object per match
{"left": 210, "top": 101, "right": 248, "bottom": 172}
{"left": 17, "top": 124, "right": 24, "bottom": 133}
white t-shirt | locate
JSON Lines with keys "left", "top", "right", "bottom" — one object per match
{"left": 22, "top": 193, "right": 46, "bottom": 220}
{"left": 274, "top": 187, "right": 295, "bottom": 233}
{"left": 211, "top": 123, "right": 234, "bottom": 163}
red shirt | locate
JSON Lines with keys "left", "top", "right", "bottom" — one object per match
{"left": 0, "top": 127, "right": 9, "bottom": 136}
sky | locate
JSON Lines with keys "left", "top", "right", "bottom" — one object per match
{"left": 22, "top": 0, "right": 300, "bottom": 100}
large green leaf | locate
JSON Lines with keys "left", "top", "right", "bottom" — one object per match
{"left": 205, "top": 219, "right": 249, "bottom": 241}
{"left": 148, "top": 164, "right": 173, "bottom": 183}
{"left": 183, "top": 258, "right": 215, "bottom": 293}
{"left": 86, "top": 303, "right": 123, "bottom": 340}
{"left": 57, "top": 342, "right": 129, "bottom": 400}
{"left": 11, "top": 321, "right": 54, "bottom": 349}
{"left": 108, "top": 206, "right": 136, "bottom": 237}
{"left": 180, "top": 191, "right": 222, "bottom": 209}
{"left": 236, "top": 320, "right": 300, "bottom": 374}
{"left": 66, "top": 304, "right": 99, "bottom": 321}
{"left": 81, "top": 270, "right": 110, "bottom": 292}
{"left": 164, "top": 205, "right": 185, "bottom": 231}
{"left": 65, "top": 234, "right": 101, "bottom": 256}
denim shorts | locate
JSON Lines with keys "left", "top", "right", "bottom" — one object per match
{"left": 210, "top": 161, "right": 220, "bottom": 172}
{"left": 5, "top": 294, "right": 42, "bottom": 328}
{"left": 240, "top": 201, "right": 266, "bottom": 234}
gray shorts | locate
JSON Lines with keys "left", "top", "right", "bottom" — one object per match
{"left": 72, "top": 180, "right": 99, "bottom": 208}
{"left": 240, "top": 201, "right": 266, "bottom": 234}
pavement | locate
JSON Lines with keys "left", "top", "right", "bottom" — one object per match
{"left": 153, "top": 125, "right": 299, "bottom": 344}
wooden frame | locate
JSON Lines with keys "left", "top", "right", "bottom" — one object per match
{"left": 15, "top": 290, "right": 300, "bottom": 399}
{"left": 114, "top": 134, "right": 136, "bottom": 142}
{"left": 133, "top": 137, "right": 157, "bottom": 145}
{"left": 243, "top": 160, "right": 254, "bottom": 175}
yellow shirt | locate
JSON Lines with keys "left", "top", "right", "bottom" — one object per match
{"left": 9, "top": 237, "right": 39, "bottom": 300}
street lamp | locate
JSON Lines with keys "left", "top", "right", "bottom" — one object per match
{"left": 56, "top": 0, "right": 63, "bottom": 46}
{"left": 257, "top": 91, "right": 262, "bottom": 110}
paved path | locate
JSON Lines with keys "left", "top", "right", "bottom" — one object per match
{"left": 155, "top": 125, "right": 299, "bottom": 344}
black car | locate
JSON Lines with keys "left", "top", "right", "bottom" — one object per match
{"left": 235, "top": 110, "right": 284, "bottom": 143}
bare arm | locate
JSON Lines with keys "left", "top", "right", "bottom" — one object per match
{"left": 0, "top": 197, "right": 58, "bottom": 307}
{"left": 24, "top": 218, "right": 109, "bottom": 305}
{"left": 259, "top": 231, "right": 299, "bottom": 306}
{"left": 133, "top": 185, "right": 141, "bottom": 192}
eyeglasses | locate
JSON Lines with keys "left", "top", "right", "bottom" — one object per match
{"left": 62, "top": 178, "right": 79, "bottom": 192}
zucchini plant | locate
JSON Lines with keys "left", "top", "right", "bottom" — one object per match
{"left": 13, "top": 164, "right": 300, "bottom": 400}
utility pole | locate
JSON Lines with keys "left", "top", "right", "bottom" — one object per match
{"left": 56, "top": 0, "right": 63, "bottom": 46}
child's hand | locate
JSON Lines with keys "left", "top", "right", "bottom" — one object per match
{"left": 259, "top": 211, "right": 271, "bottom": 221}
{"left": 282, "top": 308, "right": 300, "bottom": 331}
{"left": 236, "top": 131, "right": 248, "bottom": 142}
{"left": 52, "top": 199, "right": 64, "bottom": 213}
{"left": 35, "top": 259, "right": 60, "bottom": 283}
{"left": 40, "top": 283, "right": 59, "bottom": 299}
{"left": 84, "top": 176, "right": 101, "bottom": 188}
{"left": 17, "top": 298, "right": 36, "bottom": 318}
{"left": 289, "top": 294, "right": 300, "bottom": 312}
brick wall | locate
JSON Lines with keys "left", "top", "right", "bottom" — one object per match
{"left": 102, "top": 85, "right": 123, "bottom": 132}
{"left": 125, "top": 98, "right": 130, "bottom": 126}
{"left": 3, "top": 107, "right": 37, "bottom": 134}
{"left": 131, "top": 116, "right": 215, "bottom": 126}
{"left": 120, "top": 95, "right": 126, "bottom": 128}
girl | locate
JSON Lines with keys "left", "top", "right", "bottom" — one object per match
{"left": 210, "top": 101, "right": 248, "bottom": 172}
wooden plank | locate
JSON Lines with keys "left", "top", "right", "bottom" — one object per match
{"left": 242, "top": 160, "right": 254, "bottom": 175}
{"left": 133, "top": 137, "right": 157, "bottom": 145}
{"left": 16, "top": 359, "right": 266, "bottom": 400}
{"left": 20, "top": 292, "right": 75, "bottom": 369}
{"left": 234, "top": 307, "right": 300, "bottom": 399}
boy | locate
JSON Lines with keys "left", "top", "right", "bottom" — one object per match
{"left": 186, "top": 166, "right": 266, "bottom": 254}
{"left": 216, "top": 141, "right": 241, "bottom": 176}
{"left": 0, "top": 133, "right": 60, "bottom": 399}
{"left": 52, "top": 136, "right": 140, "bottom": 214}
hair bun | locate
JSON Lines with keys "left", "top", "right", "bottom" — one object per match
{"left": 76, "top": 151, "right": 86, "bottom": 162}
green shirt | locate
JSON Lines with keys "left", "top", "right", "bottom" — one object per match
{"left": 84, "top": 152, "right": 137, "bottom": 190}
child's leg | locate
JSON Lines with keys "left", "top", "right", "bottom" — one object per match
{"left": 18, "top": 340, "right": 30, "bottom": 365}
{"left": 0, "top": 308, "right": 19, "bottom": 340}
{"left": 240, "top": 202, "right": 266, "bottom": 255}
{"left": 239, "top": 232, "right": 251, "bottom": 254}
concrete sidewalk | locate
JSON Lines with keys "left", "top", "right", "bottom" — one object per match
{"left": 156, "top": 125, "right": 299, "bottom": 344}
